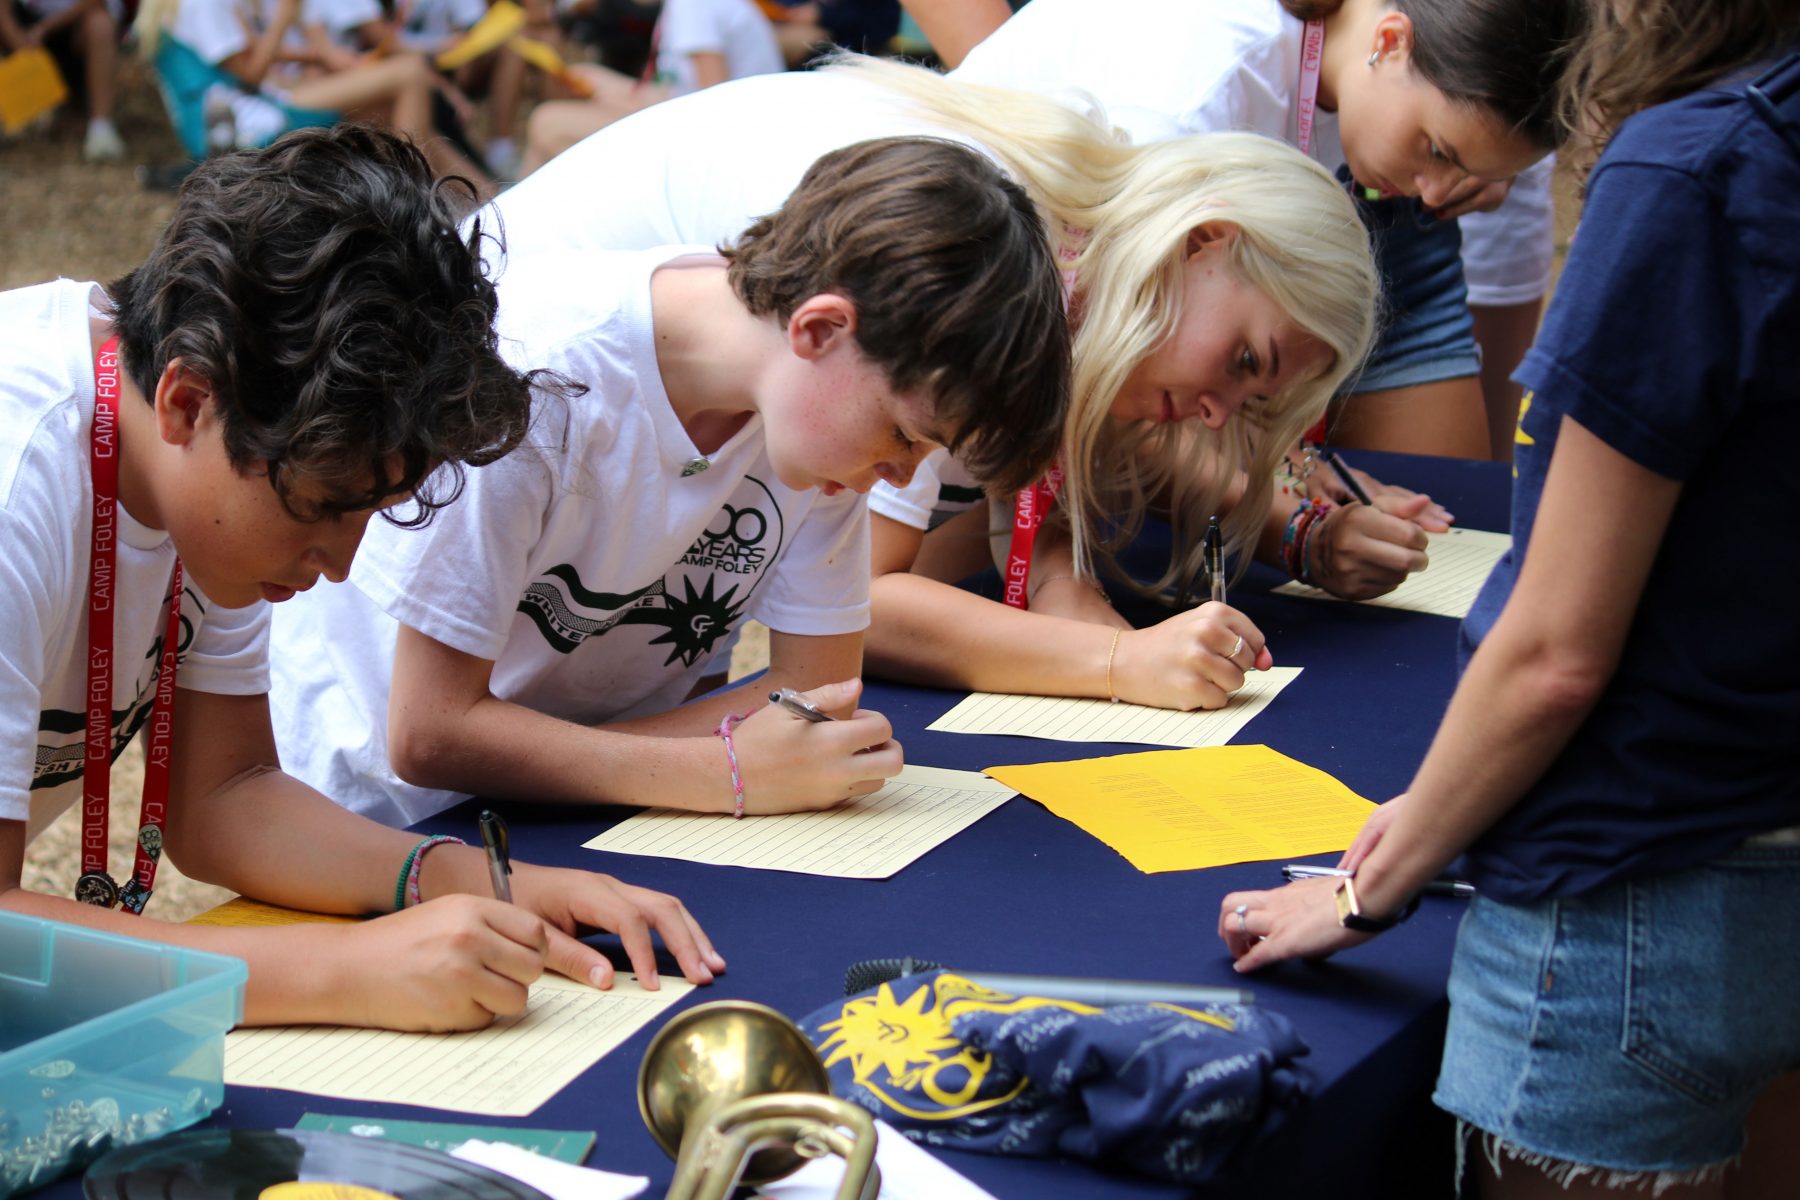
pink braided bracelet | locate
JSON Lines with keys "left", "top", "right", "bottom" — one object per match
{"left": 715, "top": 712, "right": 748, "bottom": 818}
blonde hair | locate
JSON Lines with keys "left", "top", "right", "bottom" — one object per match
{"left": 133, "top": 0, "right": 176, "bottom": 55}
{"left": 826, "top": 55, "right": 1377, "bottom": 588}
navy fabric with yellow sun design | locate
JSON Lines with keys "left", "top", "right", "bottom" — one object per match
{"left": 800, "top": 971, "right": 1309, "bottom": 1184}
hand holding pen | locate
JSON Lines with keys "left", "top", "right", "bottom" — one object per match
{"left": 1281, "top": 863, "right": 1475, "bottom": 899}
{"left": 719, "top": 679, "right": 902, "bottom": 814}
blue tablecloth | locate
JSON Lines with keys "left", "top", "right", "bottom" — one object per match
{"left": 52, "top": 451, "right": 1510, "bottom": 1199}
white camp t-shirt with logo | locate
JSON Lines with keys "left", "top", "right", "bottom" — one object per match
{"left": 0, "top": 280, "right": 270, "bottom": 845}
{"left": 269, "top": 247, "right": 870, "bottom": 828}
{"left": 479, "top": 68, "right": 1008, "bottom": 543}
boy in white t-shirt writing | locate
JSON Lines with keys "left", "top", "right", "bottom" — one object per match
{"left": 0, "top": 126, "right": 723, "bottom": 1032}
{"left": 270, "top": 135, "right": 1070, "bottom": 828}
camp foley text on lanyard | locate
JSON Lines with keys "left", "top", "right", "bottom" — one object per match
{"left": 80, "top": 335, "right": 184, "bottom": 913}
{"left": 1001, "top": 462, "right": 1064, "bottom": 610}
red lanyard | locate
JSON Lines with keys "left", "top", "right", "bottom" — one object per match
{"left": 78, "top": 335, "right": 183, "bottom": 914}
{"left": 1001, "top": 462, "right": 1064, "bottom": 610}
{"left": 1296, "top": 19, "right": 1333, "bottom": 446}
{"left": 1295, "top": 19, "right": 1326, "bottom": 156}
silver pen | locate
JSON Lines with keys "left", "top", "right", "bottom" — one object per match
{"left": 478, "top": 809, "right": 513, "bottom": 904}
{"left": 1281, "top": 863, "right": 1475, "bottom": 899}
{"left": 768, "top": 687, "right": 833, "bottom": 722}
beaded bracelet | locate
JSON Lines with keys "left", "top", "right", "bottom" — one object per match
{"left": 716, "top": 712, "right": 748, "bottom": 817}
{"left": 1297, "top": 504, "right": 1332, "bottom": 587}
{"left": 405, "top": 835, "right": 465, "bottom": 908}
{"left": 1281, "top": 499, "right": 1333, "bottom": 581}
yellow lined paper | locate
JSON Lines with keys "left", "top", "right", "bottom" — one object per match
{"left": 925, "top": 667, "right": 1301, "bottom": 748}
{"left": 225, "top": 974, "right": 691, "bottom": 1116}
{"left": 583, "top": 765, "right": 1014, "bottom": 878}
{"left": 1273, "top": 526, "right": 1510, "bottom": 618}
{"left": 985, "top": 744, "right": 1375, "bottom": 873}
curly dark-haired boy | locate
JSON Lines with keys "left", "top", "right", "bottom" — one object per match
{"left": 0, "top": 125, "right": 723, "bottom": 1032}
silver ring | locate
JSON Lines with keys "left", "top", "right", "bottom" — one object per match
{"left": 1234, "top": 903, "right": 1249, "bottom": 934}
{"left": 1225, "top": 634, "right": 1245, "bottom": 661}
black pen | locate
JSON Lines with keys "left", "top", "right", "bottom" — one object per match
{"left": 1204, "top": 515, "right": 1225, "bottom": 605}
{"left": 1321, "top": 448, "right": 1374, "bottom": 506}
{"left": 478, "top": 809, "right": 513, "bottom": 903}
{"left": 769, "top": 687, "right": 833, "bottom": 722}
{"left": 1280, "top": 863, "right": 1475, "bottom": 899}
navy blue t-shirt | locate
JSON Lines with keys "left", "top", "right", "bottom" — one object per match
{"left": 1457, "top": 56, "right": 1800, "bottom": 903}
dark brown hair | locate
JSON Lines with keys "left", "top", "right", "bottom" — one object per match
{"left": 110, "top": 124, "right": 554, "bottom": 525}
{"left": 723, "top": 136, "right": 1070, "bottom": 496}
{"left": 1559, "top": 0, "right": 1800, "bottom": 176}
{"left": 1282, "top": 0, "right": 1589, "bottom": 149}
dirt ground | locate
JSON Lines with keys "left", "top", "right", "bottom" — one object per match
{"left": 3, "top": 62, "right": 771, "bottom": 918}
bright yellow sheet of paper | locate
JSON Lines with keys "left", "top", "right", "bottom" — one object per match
{"left": 985, "top": 744, "right": 1376, "bottom": 873}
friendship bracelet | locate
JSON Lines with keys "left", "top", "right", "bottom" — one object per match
{"left": 716, "top": 712, "right": 748, "bottom": 817}
{"left": 1281, "top": 499, "right": 1333, "bottom": 582}
{"left": 1104, "top": 628, "right": 1123, "bottom": 703}
{"left": 405, "top": 835, "right": 465, "bottom": 908}
{"left": 1298, "top": 504, "right": 1332, "bottom": 587}
{"left": 394, "top": 838, "right": 431, "bottom": 912}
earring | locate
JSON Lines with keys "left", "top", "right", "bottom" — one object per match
{"left": 1367, "top": 50, "right": 1382, "bottom": 66}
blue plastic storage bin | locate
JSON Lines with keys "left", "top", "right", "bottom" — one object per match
{"left": 0, "top": 912, "right": 246, "bottom": 1194}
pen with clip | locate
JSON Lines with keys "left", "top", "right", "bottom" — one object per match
{"left": 1320, "top": 448, "right": 1374, "bottom": 506}
{"left": 1281, "top": 863, "right": 1475, "bottom": 899}
{"left": 1204, "top": 514, "right": 1225, "bottom": 605}
{"left": 769, "top": 687, "right": 833, "bottom": 722}
{"left": 478, "top": 809, "right": 513, "bottom": 904}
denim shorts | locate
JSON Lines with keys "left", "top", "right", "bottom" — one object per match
{"left": 1350, "top": 185, "right": 1482, "bottom": 394}
{"left": 1433, "top": 838, "right": 1800, "bottom": 1179}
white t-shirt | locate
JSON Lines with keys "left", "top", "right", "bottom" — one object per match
{"left": 269, "top": 248, "right": 870, "bottom": 827}
{"left": 655, "top": 0, "right": 784, "bottom": 97}
{"left": 956, "top": 0, "right": 1552, "bottom": 301}
{"left": 168, "top": 0, "right": 255, "bottom": 67}
{"left": 1460, "top": 157, "right": 1556, "bottom": 306}
{"left": 0, "top": 281, "right": 270, "bottom": 846}
{"left": 955, "top": 0, "right": 1346, "bottom": 170}
{"left": 479, "top": 69, "right": 1002, "bottom": 533}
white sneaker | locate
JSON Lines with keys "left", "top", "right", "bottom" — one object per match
{"left": 84, "top": 120, "right": 126, "bottom": 163}
{"left": 486, "top": 137, "right": 519, "bottom": 183}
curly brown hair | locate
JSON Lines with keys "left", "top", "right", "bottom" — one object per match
{"left": 1558, "top": 0, "right": 1800, "bottom": 177}
{"left": 109, "top": 125, "right": 560, "bottom": 526}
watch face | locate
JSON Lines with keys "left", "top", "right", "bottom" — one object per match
{"left": 1333, "top": 879, "right": 1355, "bottom": 926}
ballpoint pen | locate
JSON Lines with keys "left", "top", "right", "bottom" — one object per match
{"left": 1205, "top": 515, "right": 1225, "bottom": 605}
{"left": 769, "top": 687, "right": 833, "bottom": 722}
{"left": 1280, "top": 862, "right": 1475, "bottom": 898}
{"left": 1321, "top": 448, "right": 1374, "bottom": 506}
{"left": 478, "top": 809, "right": 513, "bottom": 903}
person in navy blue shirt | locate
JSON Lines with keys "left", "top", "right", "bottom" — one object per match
{"left": 1216, "top": 4, "right": 1800, "bottom": 1194}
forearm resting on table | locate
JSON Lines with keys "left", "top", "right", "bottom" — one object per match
{"left": 0, "top": 874, "right": 381, "bottom": 1027}
{"left": 866, "top": 571, "right": 1123, "bottom": 698}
